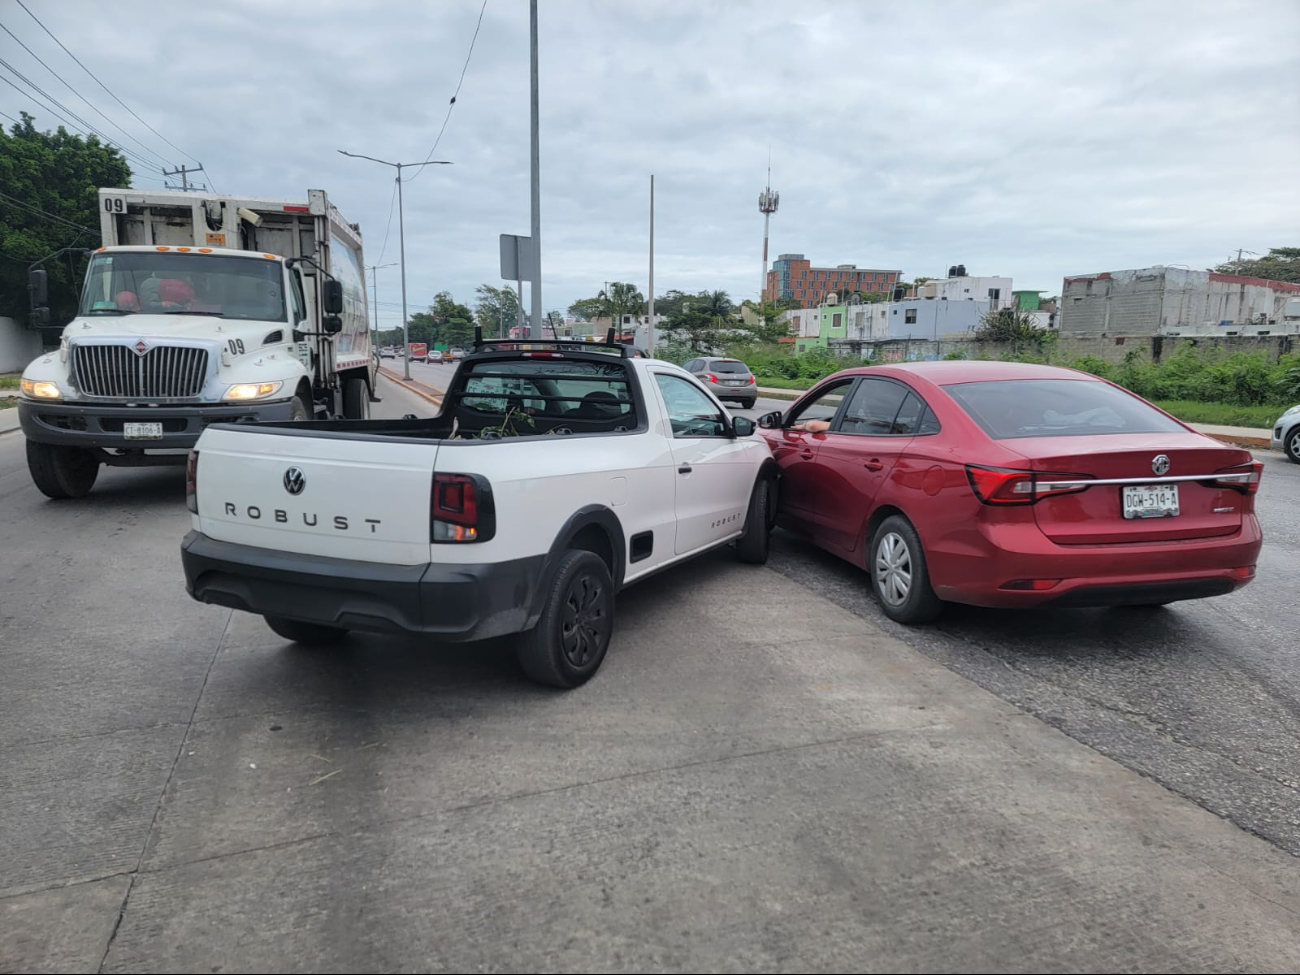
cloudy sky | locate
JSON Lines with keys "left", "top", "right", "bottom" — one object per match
{"left": 4, "top": 0, "right": 1298, "bottom": 328}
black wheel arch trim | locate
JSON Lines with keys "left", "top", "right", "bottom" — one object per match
{"left": 527, "top": 504, "right": 627, "bottom": 626}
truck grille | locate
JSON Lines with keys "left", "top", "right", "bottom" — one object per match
{"left": 72, "top": 344, "right": 209, "bottom": 399}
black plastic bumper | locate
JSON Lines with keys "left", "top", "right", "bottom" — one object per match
{"left": 19, "top": 399, "right": 299, "bottom": 450}
{"left": 181, "top": 531, "right": 545, "bottom": 641}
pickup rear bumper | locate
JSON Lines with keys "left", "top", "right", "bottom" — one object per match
{"left": 181, "top": 531, "right": 545, "bottom": 642}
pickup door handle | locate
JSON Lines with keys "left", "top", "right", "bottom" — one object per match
{"left": 800, "top": 449, "right": 815, "bottom": 460}
{"left": 678, "top": 464, "right": 692, "bottom": 475}
{"left": 864, "top": 458, "right": 884, "bottom": 472}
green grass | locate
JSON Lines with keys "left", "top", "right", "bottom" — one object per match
{"left": 0, "top": 375, "right": 20, "bottom": 388}
{"left": 1150, "top": 400, "right": 1285, "bottom": 430}
{"left": 0, "top": 399, "right": 17, "bottom": 410}
{"left": 754, "top": 376, "right": 814, "bottom": 390}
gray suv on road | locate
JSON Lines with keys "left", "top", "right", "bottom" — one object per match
{"left": 684, "top": 356, "right": 758, "bottom": 408}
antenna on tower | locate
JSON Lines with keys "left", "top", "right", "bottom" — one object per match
{"left": 758, "top": 155, "right": 779, "bottom": 301}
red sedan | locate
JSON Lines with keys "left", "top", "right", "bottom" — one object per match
{"left": 758, "top": 361, "right": 1263, "bottom": 623}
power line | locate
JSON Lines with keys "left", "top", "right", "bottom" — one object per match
{"left": 0, "top": 58, "right": 164, "bottom": 173}
{"left": 0, "top": 22, "right": 172, "bottom": 169}
{"left": 405, "top": 0, "right": 488, "bottom": 184}
{"left": 14, "top": 0, "right": 204, "bottom": 170}
{"left": 375, "top": 178, "right": 398, "bottom": 264}
{"left": 0, "top": 95, "right": 167, "bottom": 186}
{"left": 0, "top": 187, "right": 98, "bottom": 234}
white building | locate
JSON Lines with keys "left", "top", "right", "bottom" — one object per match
{"left": 918, "top": 266, "right": 1013, "bottom": 308}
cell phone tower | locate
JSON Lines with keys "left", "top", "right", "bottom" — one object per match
{"left": 758, "top": 161, "right": 779, "bottom": 301}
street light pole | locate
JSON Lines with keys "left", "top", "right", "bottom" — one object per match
{"left": 529, "top": 0, "right": 542, "bottom": 340}
{"left": 338, "top": 150, "right": 452, "bottom": 380}
{"left": 366, "top": 261, "right": 397, "bottom": 351}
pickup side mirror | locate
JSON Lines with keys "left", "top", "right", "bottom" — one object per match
{"left": 757, "top": 410, "right": 783, "bottom": 429}
{"left": 732, "top": 416, "right": 755, "bottom": 437}
{"left": 322, "top": 315, "right": 343, "bottom": 334}
{"left": 323, "top": 280, "right": 344, "bottom": 315}
{"left": 28, "top": 269, "right": 49, "bottom": 310}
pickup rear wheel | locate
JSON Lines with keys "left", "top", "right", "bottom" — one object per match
{"left": 26, "top": 441, "right": 100, "bottom": 499}
{"left": 342, "top": 377, "right": 370, "bottom": 420}
{"left": 517, "top": 550, "right": 614, "bottom": 688}
{"left": 734, "top": 476, "right": 772, "bottom": 564}
{"left": 264, "top": 615, "right": 349, "bottom": 645}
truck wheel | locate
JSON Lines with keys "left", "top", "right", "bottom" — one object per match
{"left": 734, "top": 477, "right": 772, "bottom": 564}
{"left": 516, "top": 550, "right": 614, "bottom": 689}
{"left": 264, "top": 615, "right": 349, "bottom": 645}
{"left": 342, "top": 377, "right": 370, "bottom": 420}
{"left": 26, "top": 441, "right": 100, "bottom": 499}
{"left": 290, "top": 395, "right": 311, "bottom": 422}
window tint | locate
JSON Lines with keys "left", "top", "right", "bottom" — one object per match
{"left": 945, "top": 379, "right": 1184, "bottom": 439}
{"left": 917, "top": 406, "right": 941, "bottom": 435}
{"left": 788, "top": 380, "right": 853, "bottom": 426}
{"left": 685, "top": 359, "right": 702, "bottom": 372}
{"left": 838, "top": 379, "right": 910, "bottom": 435}
{"left": 458, "top": 359, "right": 634, "bottom": 423}
{"left": 654, "top": 374, "right": 729, "bottom": 438}
{"left": 710, "top": 360, "right": 750, "bottom": 374}
{"left": 890, "top": 391, "right": 926, "bottom": 435}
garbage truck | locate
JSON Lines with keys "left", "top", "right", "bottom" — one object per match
{"left": 17, "top": 187, "right": 376, "bottom": 498}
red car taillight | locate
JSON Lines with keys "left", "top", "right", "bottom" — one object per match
{"left": 185, "top": 449, "right": 199, "bottom": 513}
{"left": 431, "top": 472, "right": 496, "bottom": 543}
{"left": 1212, "top": 461, "right": 1263, "bottom": 495}
{"left": 965, "top": 465, "right": 1092, "bottom": 505}
{"left": 747, "top": 375, "right": 756, "bottom": 384}
{"left": 705, "top": 373, "right": 719, "bottom": 383}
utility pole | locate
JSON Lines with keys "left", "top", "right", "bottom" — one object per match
{"left": 529, "top": 0, "right": 543, "bottom": 339}
{"left": 366, "top": 262, "right": 397, "bottom": 349}
{"left": 648, "top": 174, "right": 655, "bottom": 354}
{"left": 162, "top": 163, "right": 206, "bottom": 191}
{"left": 338, "top": 150, "right": 452, "bottom": 380}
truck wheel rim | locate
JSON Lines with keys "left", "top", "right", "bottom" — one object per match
{"left": 875, "top": 532, "right": 913, "bottom": 607}
{"left": 561, "top": 572, "right": 608, "bottom": 667}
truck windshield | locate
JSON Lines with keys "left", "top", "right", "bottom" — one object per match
{"left": 79, "top": 252, "right": 287, "bottom": 322}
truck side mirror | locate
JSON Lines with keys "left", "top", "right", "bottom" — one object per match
{"left": 322, "top": 315, "right": 343, "bottom": 335}
{"left": 28, "top": 269, "right": 49, "bottom": 310}
{"left": 323, "top": 280, "right": 344, "bottom": 315}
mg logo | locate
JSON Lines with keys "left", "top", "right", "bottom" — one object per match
{"left": 283, "top": 467, "right": 306, "bottom": 495}
{"left": 1151, "top": 454, "right": 1171, "bottom": 476}
{"left": 133, "top": 340, "right": 148, "bottom": 356}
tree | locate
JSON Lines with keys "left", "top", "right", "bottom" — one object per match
{"left": 738, "top": 298, "right": 794, "bottom": 343}
{"left": 408, "top": 290, "right": 475, "bottom": 347}
{"left": 651, "top": 289, "right": 692, "bottom": 317}
{"left": 976, "top": 307, "right": 1045, "bottom": 344}
{"left": 0, "top": 112, "right": 133, "bottom": 324}
{"left": 1213, "top": 247, "right": 1300, "bottom": 284}
{"left": 567, "top": 297, "right": 603, "bottom": 320}
{"left": 474, "top": 284, "right": 522, "bottom": 337}
{"left": 601, "top": 281, "right": 645, "bottom": 323}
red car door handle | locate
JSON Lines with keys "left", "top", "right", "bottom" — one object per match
{"left": 800, "top": 449, "right": 814, "bottom": 460}
{"left": 864, "top": 459, "right": 884, "bottom": 471}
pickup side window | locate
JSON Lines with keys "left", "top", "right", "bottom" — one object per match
{"left": 654, "top": 374, "right": 729, "bottom": 438}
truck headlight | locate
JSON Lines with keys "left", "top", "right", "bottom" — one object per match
{"left": 223, "top": 381, "right": 284, "bottom": 401}
{"left": 20, "top": 379, "right": 62, "bottom": 400}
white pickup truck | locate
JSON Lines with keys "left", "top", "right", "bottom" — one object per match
{"left": 182, "top": 335, "right": 778, "bottom": 687}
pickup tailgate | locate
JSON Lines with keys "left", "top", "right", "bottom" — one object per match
{"left": 194, "top": 426, "right": 436, "bottom": 565}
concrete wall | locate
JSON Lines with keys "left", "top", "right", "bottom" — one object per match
{"left": 1060, "top": 267, "right": 1300, "bottom": 337}
{"left": 0, "top": 317, "right": 45, "bottom": 374}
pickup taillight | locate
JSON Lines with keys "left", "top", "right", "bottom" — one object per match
{"left": 431, "top": 472, "right": 496, "bottom": 543}
{"left": 185, "top": 449, "right": 199, "bottom": 513}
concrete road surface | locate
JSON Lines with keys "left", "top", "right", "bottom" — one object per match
{"left": 2, "top": 375, "right": 1298, "bottom": 973}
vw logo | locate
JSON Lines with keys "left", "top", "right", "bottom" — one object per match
{"left": 283, "top": 467, "right": 306, "bottom": 495}
{"left": 132, "top": 340, "right": 149, "bottom": 356}
{"left": 1151, "top": 454, "right": 1171, "bottom": 476}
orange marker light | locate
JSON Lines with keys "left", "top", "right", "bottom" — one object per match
{"left": 156, "top": 246, "right": 170, "bottom": 251}
{"left": 198, "top": 247, "right": 212, "bottom": 253}
{"left": 262, "top": 253, "right": 277, "bottom": 260}
{"left": 177, "top": 247, "right": 191, "bottom": 252}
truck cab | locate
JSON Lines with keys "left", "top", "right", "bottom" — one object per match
{"left": 17, "top": 188, "right": 374, "bottom": 499}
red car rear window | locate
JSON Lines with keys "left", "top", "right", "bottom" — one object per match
{"left": 944, "top": 379, "right": 1184, "bottom": 439}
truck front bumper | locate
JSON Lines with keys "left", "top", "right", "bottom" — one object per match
{"left": 19, "top": 399, "right": 299, "bottom": 450}
{"left": 181, "top": 531, "right": 545, "bottom": 642}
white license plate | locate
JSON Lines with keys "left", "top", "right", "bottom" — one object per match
{"left": 1122, "top": 484, "right": 1179, "bottom": 519}
{"left": 123, "top": 421, "right": 163, "bottom": 440}
{"left": 725, "top": 379, "right": 744, "bottom": 386}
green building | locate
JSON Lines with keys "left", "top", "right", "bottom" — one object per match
{"left": 1013, "top": 289, "right": 1043, "bottom": 311}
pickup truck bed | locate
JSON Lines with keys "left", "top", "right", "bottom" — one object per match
{"left": 182, "top": 340, "right": 778, "bottom": 687}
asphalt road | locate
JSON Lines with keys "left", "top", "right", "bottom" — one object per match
{"left": 2, "top": 370, "right": 1298, "bottom": 972}
{"left": 402, "top": 355, "right": 1300, "bottom": 855}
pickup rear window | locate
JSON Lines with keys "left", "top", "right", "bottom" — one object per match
{"left": 454, "top": 358, "right": 637, "bottom": 437}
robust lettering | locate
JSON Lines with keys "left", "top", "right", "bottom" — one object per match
{"left": 247, "top": 506, "right": 261, "bottom": 519}
{"left": 365, "top": 518, "right": 381, "bottom": 534}
{"left": 275, "top": 509, "right": 288, "bottom": 523}
{"left": 334, "top": 516, "right": 349, "bottom": 530}
{"left": 303, "top": 513, "right": 318, "bottom": 526}
{"left": 224, "top": 502, "right": 236, "bottom": 516}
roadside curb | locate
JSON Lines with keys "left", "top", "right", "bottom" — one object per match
{"left": 378, "top": 367, "right": 444, "bottom": 408}
{"left": 1203, "top": 433, "right": 1273, "bottom": 449}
